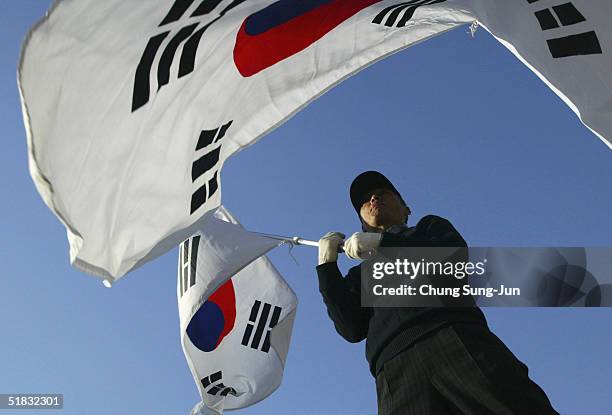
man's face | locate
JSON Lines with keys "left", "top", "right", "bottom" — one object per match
{"left": 359, "top": 187, "right": 409, "bottom": 231}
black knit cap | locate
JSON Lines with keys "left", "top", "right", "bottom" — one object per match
{"left": 349, "top": 171, "right": 406, "bottom": 215}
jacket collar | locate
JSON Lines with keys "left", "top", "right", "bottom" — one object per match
{"left": 385, "top": 223, "right": 410, "bottom": 234}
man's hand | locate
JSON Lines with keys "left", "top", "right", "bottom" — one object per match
{"left": 318, "top": 232, "right": 345, "bottom": 265}
{"left": 343, "top": 232, "right": 382, "bottom": 260}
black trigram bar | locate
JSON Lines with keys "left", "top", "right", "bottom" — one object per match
{"left": 192, "top": 0, "right": 224, "bottom": 17}
{"left": 179, "top": 239, "right": 188, "bottom": 296}
{"left": 190, "top": 185, "right": 207, "bottom": 214}
{"left": 261, "top": 305, "right": 282, "bottom": 353}
{"left": 192, "top": 146, "right": 221, "bottom": 182}
{"left": 190, "top": 171, "right": 219, "bottom": 214}
{"left": 200, "top": 371, "right": 237, "bottom": 396}
{"left": 159, "top": 0, "right": 224, "bottom": 26}
{"left": 373, "top": 1, "right": 420, "bottom": 25}
{"left": 132, "top": 32, "right": 169, "bottom": 112}
{"left": 157, "top": 23, "right": 199, "bottom": 89}
{"left": 159, "top": 0, "right": 197, "bottom": 26}
{"left": 534, "top": 9, "right": 560, "bottom": 31}
{"left": 189, "top": 235, "right": 200, "bottom": 289}
{"left": 208, "top": 171, "right": 219, "bottom": 196}
{"left": 216, "top": 121, "right": 233, "bottom": 143}
{"left": 206, "top": 384, "right": 237, "bottom": 396}
{"left": 196, "top": 130, "right": 217, "bottom": 151}
{"left": 547, "top": 31, "right": 602, "bottom": 58}
{"left": 196, "top": 121, "right": 233, "bottom": 151}
{"left": 181, "top": 239, "right": 190, "bottom": 294}
{"left": 178, "top": 23, "right": 214, "bottom": 78}
{"left": 241, "top": 301, "right": 282, "bottom": 352}
{"left": 249, "top": 301, "right": 261, "bottom": 321}
{"left": 552, "top": 3, "right": 586, "bottom": 26}
{"left": 372, "top": 0, "right": 445, "bottom": 27}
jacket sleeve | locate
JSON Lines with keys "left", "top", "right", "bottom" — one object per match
{"left": 316, "top": 262, "right": 371, "bottom": 343}
{"left": 380, "top": 215, "right": 467, "bottom": 248}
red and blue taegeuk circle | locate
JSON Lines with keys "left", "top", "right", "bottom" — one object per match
{"left": 233, "top": 0, "right": 383, "bottom": 76}
{"left": 186, "top": 279, "right": 236, "bottom": 352}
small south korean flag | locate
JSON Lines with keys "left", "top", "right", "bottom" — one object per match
{"left": 177, "top": 206, "right": 298, "bottom": 414}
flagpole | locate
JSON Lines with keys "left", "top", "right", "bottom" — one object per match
{"left": 251, "top": 232, "right": 320, "bottom": 247}
{"left": 251, "top": 232, "right": 345, "bottom": 252}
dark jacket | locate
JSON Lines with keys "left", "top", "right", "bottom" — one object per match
{"left": 316, "top": 215, "right": 488, "bottom": 377}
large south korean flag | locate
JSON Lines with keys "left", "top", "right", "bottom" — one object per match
{"left": 177, "top": 206, "right": 297, "bottom": 414}
{"left": 20, "top": 0, "right": 612, "bottom": 282}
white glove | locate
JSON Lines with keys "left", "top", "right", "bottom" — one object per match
{"left": 343, "top": 232, "right": 382, "bottom": 260}
{"left": 318, "top": 232, "right": 345, "bottom": 265}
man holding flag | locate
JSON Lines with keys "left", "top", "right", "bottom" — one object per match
{"left": 316, "top": 171, "right": 559, "bottom": 414}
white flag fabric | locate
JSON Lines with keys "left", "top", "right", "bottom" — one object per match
{"left": 19, "top": 0, "right": 612, "bottom": 281}
{"left": 178, "top": 206, "right": 297, "bottom": 414}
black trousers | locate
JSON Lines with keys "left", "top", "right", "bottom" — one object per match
{"left": 375, "top": 323, "right": 560, "bottom": 415}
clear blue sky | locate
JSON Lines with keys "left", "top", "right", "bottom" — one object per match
{"left": 2, "top": 1, "right": 611, "bottom": 414}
